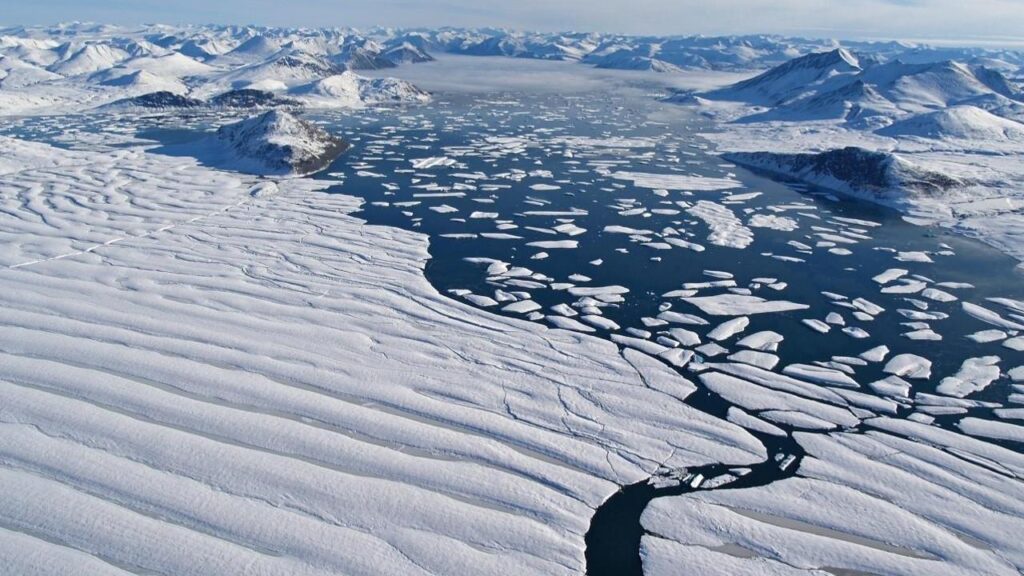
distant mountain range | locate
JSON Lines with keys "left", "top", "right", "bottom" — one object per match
{"left": 2, "top": 23, "right": 1022, "bottom": 123}
{"left": 673, "top": 46, "right": 1024, "bottom": 140}
{"left": 4, "top": 22, "right": 1024, "bottom": 76}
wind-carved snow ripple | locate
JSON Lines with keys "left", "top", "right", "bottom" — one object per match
{"left": 0, "top": 137, "right": 768, "bottom": 576}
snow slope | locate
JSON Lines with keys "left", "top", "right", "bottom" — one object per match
{"left": 877, "top": 105, "right": 1024, "bottom": 140}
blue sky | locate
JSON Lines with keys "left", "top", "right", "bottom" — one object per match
{"left": 2, "top": 0, "right": 1023, "bottom": 44}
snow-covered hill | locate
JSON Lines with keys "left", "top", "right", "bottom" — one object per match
{"left": 91, "top": 68, "right": 188, "bottom": 95}
{"left": 212, "top": 109, "right": 349, "bottom": 176}
{"left": 725, "top": 147, "right": 964, "bottom": 200}
{"left": 877, "top": 106, "right": 1024, "bottom": 140}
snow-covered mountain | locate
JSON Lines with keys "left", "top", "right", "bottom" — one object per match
{"left": 703, "top": 48, "right": 864, "bottom": 106}
{"left": 0, "top": 25, "right": 436, "bottom": 115}
{"left": 212, "top": 109, "right": 349, "bottom": 176}
{"left": 289, "top": 72, "right": 429, "bottom": 108}
{"left": 2, "top": 23, "right": 1023, "bottom": 117}
{"left": 695, "top": 47, "right": 1024, "bottom": 133}
{"left": 739, "top": 80, "right": 900, "bottom": 124}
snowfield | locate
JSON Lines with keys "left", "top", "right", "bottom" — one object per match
{"left": 0, "top": 135, "right": 763, "bottom": 575}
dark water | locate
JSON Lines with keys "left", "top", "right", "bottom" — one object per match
{"left": 306, "top": 93, "right": 1024, "bottom": 389}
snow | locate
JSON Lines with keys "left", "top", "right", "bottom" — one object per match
{"left": 209, "top": 110, "right": 349, "bottom": 177}
{"left": 878, "top": 106, "right": 1024, "bottom": 141}
{"left": 643, "top": 425, "right": 1024, "bottom": 575}
{"left": 0, "top": 135, "right": 765, "bottom": 576}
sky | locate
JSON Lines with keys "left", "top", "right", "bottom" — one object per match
{"left": 3, "top": 0, "right": 1024, "bottom": 45}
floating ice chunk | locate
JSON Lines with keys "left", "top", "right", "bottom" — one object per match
{"left": 580, "top": 315, "right": 620, "bottom": 331}
{"left": 869, "top": 375, "right": 912, "bottom": 397}
{"left": 728, "top": 350, "right": 780, "bottom": 370}
{"left": 736, "top": 331, "right": 784, "bottom": 352}
{"left": 727, "top": 407, "right": 786, "bottom": 436}
{"left": 958, "top": 417, "right": 1024, "bottom": 443}
{"left": 529, "top": 183, "right": 560, "bottom": 191}
{"left": 967, "top": 330, "right": 1007, "bottom": 343}
{"left": 568, "top": 285, "right": 629, "bottom": 297}
{"left": 708, "top": 317, "right": 750, "bottom": 341}
{"left": 937, "top": 356, "right": 1001, "bottom": 398}
{"left": 611, "top": 334, "right": 669, "bottom": 355}
{"left": 627, "top": 328, "right": 653, "bottom": 339}
{"left": 782, "top": 364, "right": 859, "bottom": 388}
{"left": 683, "top": 280, "right": 737, "bottom": 290}
{"left": 852, "top": 298, "right": 885, "bottom": 316}
{"left": 410, "top": 156, "right": 456, "bottom": 169}
{"left": 962, "top": 302, "right": 1024, "bottom": 331}
{"left": 1003, "top": 337, "right": 1024, "bottom": 352}
{"left": 469, "top": 211, "right": 498, "bottom": 219}
{"left": 550, "top": 303, "right": 577, "bottom": 317}
{"left": 501, "top": 300, "right": 541, "bottom": 314}
{"left": 761, "top": 409, "right": 839, "bottom": 430}
{"left": 688, "top": 201, "right": 754, "bottom": 249}
{"left": 664, "top": 237, "right": 705, "bottom": 251}
{"left": 896, "top": 251, "right": 933, "bottom": 263}
{"left": 666, "top": 328, "right": 701, "bottom": 347}
{"left": 882, "top": 281, "right": 927, "bottom": 294}
{"left": 802, "top": 319, "right": 830, "bottom": 334}
{"left": 546, "top": 316, "right": 595, "bottom": 333}
{"left": 704, "top": 270, "right": 734, "bottom": 280}
{"left": 553, "top": 223, "right": 586, "bottom": 236}
{"left": 611, "top": 171, "right": 743, "bottom": 191}
{"left": 683, "top": 295, "right": 807, "bottom": 316}
{"left": 748, "top": 214, "right": 798, "bottom": 231}
{"left": 825, "top": 312, "right": 845, "bottom": 326}
{"left": 903, "top": 329, "right": 942, "bottom": 341}
{"left": 696, "top": 343, "right": 729, "bottom": 358}
{"left": 662, "top": 289, "right": 699, "bottom": 299}
{"left": 464, "top": 294, "right": 498, "bottom": 307}
{"left": 842, "top": 327, "right": 870, "bottom": 339}
{"left": 899, "top": 309, "right": 947, "bottom": 321}
{"left": 884, "top": 354, "right": 932, "bottom": 380}
{"left": 429, "top": 204, "right": 458, "bottom": 214}
{"left": 872, "top": 268, "right": 908, "bottom": 284}
{"left": 603, "top": 225, "right": 652, "bottom": 234}
{"left": 658, "top": 348, "right": 694, "bottom": 368}
{"left": 921, "top": 288, "right": 957, "bottom": 303}
{"left": 526, "top": 240, "right": 577, "bottom": 249}
{"left": 657, "top": 311, "right": 709, "bottom": 325}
